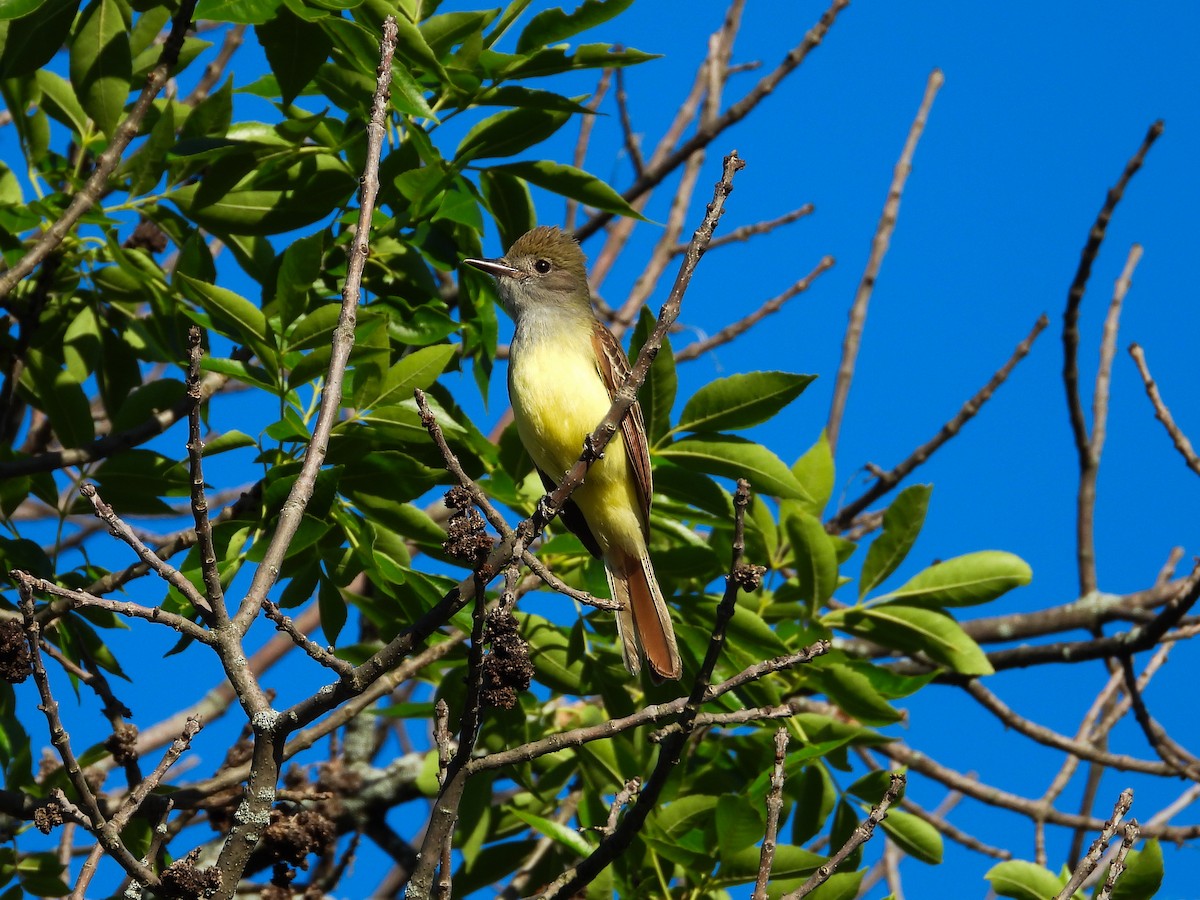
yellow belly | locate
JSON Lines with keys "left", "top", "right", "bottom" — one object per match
{"left": 509, "top": 337, "right": 645, "bottom": 556}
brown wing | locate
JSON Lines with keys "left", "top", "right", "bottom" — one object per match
{"left": 592, "top": 322, "right": 652, "bottom": 526}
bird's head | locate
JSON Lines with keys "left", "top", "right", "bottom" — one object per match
{"left": 464, "top": 226, "right": 590, "bottom": 322}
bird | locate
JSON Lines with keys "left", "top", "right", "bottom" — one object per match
{"left": 464, "top": 226, "right": 682, "bottom": 681}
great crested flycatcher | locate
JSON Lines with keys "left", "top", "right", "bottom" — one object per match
{"left": 465, "top": 226, "right": 682, "bottom": 681}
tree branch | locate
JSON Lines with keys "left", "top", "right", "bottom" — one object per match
{"left": 826, "top": 68, "right": 942, "bottom": 453}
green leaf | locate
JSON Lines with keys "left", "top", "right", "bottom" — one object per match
{"left": 1111, "top": 839, "right": 1163, "bottom": 900}
{"left": 69, "top": 0, "right": 132, "bottom": 138}
{"left": 179, "top": 274, "right": 270, "bottom": 345}
{"left": 678, "top": 371, "right": 815, "bottom": 434}
{"left": 879, "top": 809, "right": 943, "bottom": 864}
{"left": 34, "top": 69, "right": 89, "bottom": 137}
{"left": 792, "top": 430, "right": 834, "bottom": 516}
{"left": 202, "top": 430, "right": 257, "bottom": 456}
{"left": 124, "top": 99, "right": 176, "bottom": 195}
{"left": 985, "top": 860, "right": 1066, "bottom": 900}
{"left": 491, "top": 160, "right": 646, "bottom": 220}
{"left": 0, "top": 0, "right": 78, "bottom": 77}
{"left": 629, "top": 306, "right": 675, "bottom": 444}
{"left": 275, "top": 232, "right": 325, "bottom": 330}
{"left": 195, "top": 0, "right": 280, "bottom": 24}
{"left": 22, "top": 352, "right": 95, "bottom": 449}
{"left": 782, "top": 504, "right": 838, "bottom": 604}
{"left": 516, "top": 0, "right": 633, "bottom": 53}
{"left": 111, "top": 379, "right": 185, "bottom": 433}
{"left": 858, "top": 484, "right": 931, "bottom": 599}
{"left": 658, "top": 435, "right": 811, "bottom": 501}
{"left": 826, "top": 604, "right": 994, "bottom": 676}
{"left": 357, "top": 344, "right": 458, "bottom": 411}
{"left": 789, "top": 764, "right": 836, "bottom": 844}
{"left": 714, "top": 844, "right": 824, "bottom": 885}
{"left": 318, "top": 575, "right": 346, "bottom": 645}
{"left": 523, "top": 612, "right": 583, "bottom": 694}
{"left": 0, "top": 0, "right": 41, "bottom": 19}
{"left": 0, "top": 0, "right": 77, "bottom": 76}
{"left": 480, "top": 169, "right": 535, "bottom": 250}
{"left": 256, "top": 7, "right": 331, "bottom": 104}
{"left": 454, "top": 106, "right": 571, "bottom": 163}
{"left": 809, "top": 660, "right": 901, "bottom": 725}
{"left": 391, "top": 12, "right": 446, "bottom": 80}
{"left": 169, "top": 161, "right": 355, "bottom": 235}
{"left": 879, "top": 551, "right": 1033, "bottom": 607}
{"left": 509, "top": 808, "right": 592, "bottom": 857}
{"left": 714, "top": 794, "right": 765, "bottom": 856}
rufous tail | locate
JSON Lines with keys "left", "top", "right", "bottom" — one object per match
{"left": 606, "top": 550, "right": 682, "bottom": 681}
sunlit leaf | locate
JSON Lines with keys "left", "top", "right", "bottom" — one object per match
{"left": 678, "top": 371, "right": 815, "bottom": 434}
{"left": 858, "top": 484, "right": 931, "bottom": 599}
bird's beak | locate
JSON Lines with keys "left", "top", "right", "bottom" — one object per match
{"left": 463, "top": 257, "right": 519, "bottom": 279}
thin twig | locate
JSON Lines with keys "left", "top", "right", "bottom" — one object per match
{"left": 1129, "top": 343, "right": 1200, "bottom": 476}
{"left": 262, "top": 599, "right": 354, "bottom": 677}
{"left": 0, "top": 0, "right": 200, "bottom": 301}
{"left": 79, "top": 482, "right": 212, "bottom": 616}
{"left": 18, "top": 583, "right": 160, "bottom": 888}
{"left": 232, "top": 16, "right": 397, "bottom": 632}
{"left": 751, "top": 727, "right": 790, "bottom": 899}
{"left": 826, "top": 69, "right": 942, "bottom": 453}
{"left": 1056, "top": 789, "right": 1133, "bottom": 900}
{"left": 675, "top": 255, "right": 834, "bottom": 361}
{"left": 410, "top": 565, "right": 497, "bottom": 898}
{"left": 185, "top": 24, "right": 246, "bottom": 106}
{"left": 1061, "top": 121, "right": 1163, "bottom": 594}
{"left": 962, "top": 679, "right": 1173, "bottom": 776}
{"left": 14, "top": 571, "right": 212, "bottom": 643}
{"left": 1095, "top": 821, "right": 1140, "bottom": 900}
{"left": 671, "top": 205, "right": 814, "bottom": 256}
{"left": 830, "top": 313, "right": 1048, "bottom": 532}
{"left": 186, "top": 325, "right": 228, "bottom": 626}
{"left": 614, "top": 64, "right": 645, "bottom": 178}
{"left": 782, "top": 773, "right": 905, "bottom": 900}
{"left": 0, "top": 368, "right": 229, "bottom": 478}
{"left": 577, "top": 0, "right": 849, "bottom": 243}
{"left": 1076, "top": 244, "right": 1144, "bottom": 594}
{"left": 564, "top": 69, "right": 612, "bottom": 233}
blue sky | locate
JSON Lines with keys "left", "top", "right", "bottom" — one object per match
{"left": 7, "top": 0, "right": 1200, "bottom": 896}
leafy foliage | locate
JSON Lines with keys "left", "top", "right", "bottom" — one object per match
{"left": 0, "top": 0, "right": 1117, "bottom": 897}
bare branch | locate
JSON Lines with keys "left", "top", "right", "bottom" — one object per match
{"left": 782, "top": 773, "right": 905, "bottom": 899}
{"left": 232, "top": 16, "right": 398, "bottom": 631}
{"left": 1095, "top": 821, "right": 1140, "bottom": 900}
{"left": 1076, "top": 244, "right": 1144, "bottom": 594}
{"left": 675, "top": 255, "right": 834, "bottom": 361}
{"left": 751, "top": 727, "right": 789, "bottom": 899}
{"left": 1129, "top": 343, "right": 1200, "bottom": 476}
{"left": 564, "top": 69, "right": 612, "bottom": 233}
{"left": 79, "top": 482, "right": 212, "bottom": 617}
{"left": 185, "top": 24, "right": 246, "bottom": 106}
{"left": 1056, "top": 789, "right": 1134, "bottom": 900}
{"left": 0, "top": 368, "right": 229, "bottom": 478}
{"left": 576, "top": 0, "right": 850, "bottom": 243}
{"left": 186, "top": 325, "right": 228, "bottom": 626}
{"left": 1061, "top": 121, "right": 1163, "bottom": 593}
{"left": 536, "top": 479, "right": 759, "bottom": 899}
{"left": 826, "top": 68, "right": 943, "bottom": 453}
{"left": 830, "top": 313, "right": 1048, "bottom": 531}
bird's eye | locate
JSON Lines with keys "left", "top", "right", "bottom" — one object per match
{"left": 534, "top": 259, "right": 551, "bottom": 274}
